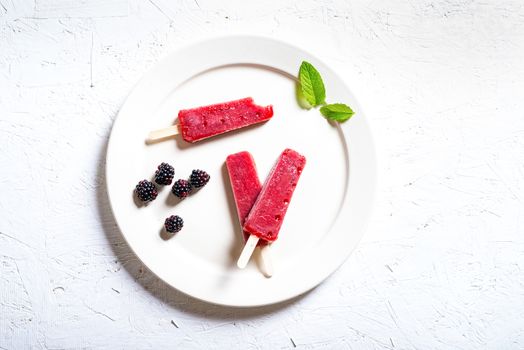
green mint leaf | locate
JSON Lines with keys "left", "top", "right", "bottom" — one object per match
{"left": 295, "top": 82, "right": 312, "bottom": 109}
{"left": 299, "top": 61, "right": 326, "bottom": 107}
{"left": 320, "top": 103, "right": 354, "bottom": 122}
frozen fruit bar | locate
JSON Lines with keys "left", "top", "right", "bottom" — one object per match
{"left": 178, "top": 97, "right": 273, "bottom": 143}
{"left": 226, "top": 151, "right": 262, "bottom": 242}
{"left": 243, "top": 149, "right": 306, "bottom": 242}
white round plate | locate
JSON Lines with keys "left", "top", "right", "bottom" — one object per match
{"left": 106, "top": 35, "right": 376, "bottom": 307}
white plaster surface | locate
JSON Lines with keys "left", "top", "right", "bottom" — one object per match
{"left": 1, "top": 0, "right": 524, "bottom": 349}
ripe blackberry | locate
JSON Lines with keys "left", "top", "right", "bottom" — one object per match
{"left": 164, "top": 215, "right": 183, "bottom": 233}
{"left": 189, "top": 169, "right": 210, "bottom": 188}
{"left": 154, "top": 162, "right": 175, "bottom": 185}
{"left": 172, "top": 179, "right": 193, "bottom": 199}
{"left": 135, "top": 180, "right": 158, "bottom": 202}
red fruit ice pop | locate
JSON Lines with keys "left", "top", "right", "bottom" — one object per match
{"left": 226, "top": 151, "right": 262, "bottom": 240}
{"left": 146, "top": 97, "right": 273, "bottom": 143}
{"left": 226, "top": 151, "right": 273, "bottom": 276}
{"left": 237, "top": 148, "right": 306, "bottom": 268}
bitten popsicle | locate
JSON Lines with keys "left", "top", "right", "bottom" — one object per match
{"left": 146, "top": 97, "right": 273, "bottom": 143}
{"left": 237, "top": 148, "right": 306, "bottom": 268}
{"left": 226, "top": 151, "right": 273, "bottom": 276}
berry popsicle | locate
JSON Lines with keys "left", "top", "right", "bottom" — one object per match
{"left": 226, "top": 151, "right": 273, "bottom": 276}
{"left": 237, "top": 149, "right": 306, "bottom": 268}
{"left": 226, "top": 151, "right": 262, "bottom": 240}
{"left": 146, "top": 97, "right": 273, "bottom": 143}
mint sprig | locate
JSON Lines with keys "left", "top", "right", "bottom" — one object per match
{"left": 298, "top": 61, "right": 326, "bottom": 107}
{"left": 297, "top": 61, "right": 355, "bottom": 123}
{"left": 320, "top": 103, "right": 354, "bottom": 122}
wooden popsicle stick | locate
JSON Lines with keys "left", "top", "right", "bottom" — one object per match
{"left": 259, "top": 244, "right": 273, "bottom": 277}
{"left": 146, "top": 124, "right": 180, "bottom": 144}
{"left": 237, "top": 234, "right": 259, "bottom": 269}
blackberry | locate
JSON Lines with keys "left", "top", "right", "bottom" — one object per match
{"left": 172, "top": 179, "right": 193, "bottom": 199}
{"left": 164, "top": 215, "right": 183, "bottom": 233}
{"left": 135, "top": 180, "right": 158, "bottom": 202}
{"left": 154, "top": 162, "right": 175, "bottom": 185}
{"left": 189, "top": 169, "right": 210, "bottom": 188}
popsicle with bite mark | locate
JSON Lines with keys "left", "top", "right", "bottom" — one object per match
{"left": 147, "top": 97, "right": 273, "bottom": 143}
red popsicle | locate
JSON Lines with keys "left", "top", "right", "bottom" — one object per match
{"left": 226, "top": 151, "right": 262, "bottom": 241}
{"left": 179, "top": 97, "right": 273, "bottom": 142}
{"left": 237, "top": 149, "right": 306, "bottom": 268}
{"left": 244, "top": 148, "right": 306, "bottom": 241}
{"left": 146, "top": 97, "right": 273, "bottom": 143}
{"left": 226, "top": 151, "right": 273, "bottom": 276}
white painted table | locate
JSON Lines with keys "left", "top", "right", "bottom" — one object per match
{"left": 2, "top": 1, "right": 524, "bottom": 348}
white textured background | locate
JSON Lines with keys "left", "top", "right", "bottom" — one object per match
{"left": 2, "top": 0, "right": 524, "bottom": 349}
